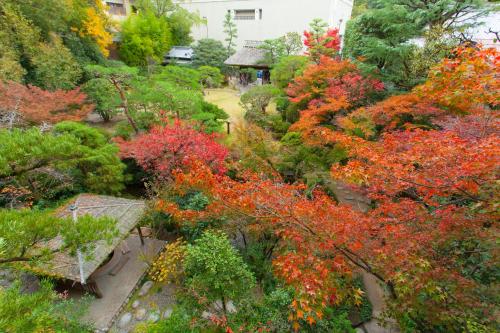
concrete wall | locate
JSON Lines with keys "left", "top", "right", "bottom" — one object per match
{"left": 176, "top": 0, "right": 353, "bottom": 49}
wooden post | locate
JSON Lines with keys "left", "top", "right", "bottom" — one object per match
{"left": 226, "top": 121, "right": 231, "bottom": 135}
{"left": 137, "top": 226, "right": 145, "bottom": 246}
{"left": 70, "top": 204, "right": 86, "bottom": 285}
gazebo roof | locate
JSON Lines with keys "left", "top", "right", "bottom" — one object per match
{"left": 38, "top": 194, "right": 145, "bottom": 282}
{"left": 225, "top": 43, "right": 270, "bottom": 69}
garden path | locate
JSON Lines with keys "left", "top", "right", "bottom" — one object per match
{"left": 204, "top": 88, "right": 246, "bottom": 125}
{"left": 333, "top": 182, "right": 400, "bottom": 333}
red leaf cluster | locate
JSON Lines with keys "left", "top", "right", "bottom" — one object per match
{"left": 117, "top": 120, "right": 229, "bottom": 179}
{"left": 0, "top": 81, "right": 93, "bottom": 125}
{"left": 303, "top": 28, "right": 341, "bottom": 62}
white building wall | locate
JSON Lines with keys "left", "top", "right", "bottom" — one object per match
{"left": 176, "top": 0, "right": 353, "bottom": 49}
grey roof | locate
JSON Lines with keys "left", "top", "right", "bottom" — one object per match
{"left": 224, "top": 46, "right": 270, "bottom": 68}
{"left": 38, "top": 194, "right": 145, "bottom": 282}
{"left": 165, "top": 46, "right": 194, "bottom": 60}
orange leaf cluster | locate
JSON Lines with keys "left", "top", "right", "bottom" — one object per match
{"left": 158, "top": 160, "right": 372, "bottom": 319}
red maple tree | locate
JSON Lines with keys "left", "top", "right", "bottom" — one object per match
{"left": 117, "top": 120, "right": 229, "bottom": 179}
{"left": 303, "top": 27, "right": 341, "bottom": 63}
{"left": 0, "top": 81, "right": 93, "bottom": 125}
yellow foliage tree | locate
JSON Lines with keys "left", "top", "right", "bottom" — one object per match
{"left": 80, "top": 0, "right": 113, "bottom": 57}
{"left": 149, "top": 239, "right": 186, "bottom": 284}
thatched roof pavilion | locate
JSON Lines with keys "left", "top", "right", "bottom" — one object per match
{"left": 38, "top": 194, "right": 146, "bottom": 287}
{"left": 224, "top": 41, "right": 270, "bottom": 69}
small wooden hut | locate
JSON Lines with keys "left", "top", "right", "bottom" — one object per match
{"left": 224, "top": 41, "right": 271, "bottom": 85}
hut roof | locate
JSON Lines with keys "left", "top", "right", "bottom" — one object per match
{"left": 39, "top": 194, "right": 145, "bottom": 282}
{"left": 165, "top": 46, "right": 194, "bottom": 60}
{"left": 225, "top": 42, "right": 270, "bottom": 68}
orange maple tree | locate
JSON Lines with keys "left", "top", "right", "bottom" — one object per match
{"left": 287, "top": 56, "right": 384, "bottom": 145}
{"left": 329, "top": 46, "right": 500, "bottom": 328}
{"left": 157, "top": 45, "right": 498, "bottom": 330}
{"left": 0, "top": 81, "right": 93, "bottom": 125}
{"left": 158, "top": 160, "right": 372, "bottom": 327}
{"left": 416, "top": 46, "right": 499, "bottom": 115}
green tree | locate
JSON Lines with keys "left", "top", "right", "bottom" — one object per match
{"left": 153, "top": 66, "right": 201, "bottom": 91}
{"left": 81, "top": 78, "right": 121, "bottom": 122}
{"left": 223, "top": 11, "right": 238, "bottom": 57}
{"left": 119, "top": 12, "right": 172, "bottom": 66}
{"left": 135, "top": 0, "right": 175, "bottom": 17}
{"left": 192, "top": 101, "right": 229, "bottom": 134}
{"left": 85, "top": 63, "right": 141, "bottom": 133}
{"left": 0, "top": 0, "right": 106, "bottom": 86}
{"left": 184, "top": 231, "right": 255, "bottom": 315}
{"left": 0, "top": 208, "right": 117, "bottom": 265}
{"left": 0, "top": 280, "right": 92, "bottom": 332}
{"left": 197, "top": 65, "right": 224, "bottom": 88}
{"left": 343, "top": 0, "right": 489, "bottom": 90}
{"left": 30, "top": 35, "right": 82, "bottom": 90}
{"left": 134, "top": 0, "right": 201, "bottom": 46}
{"left": 168, "top": 8, "right": 199, "bottom": 46}
{"left": 0, "top": 124, "right": 126, "bottom": 204}
{"left": 260, "top": 32, "right": 303, "bottom": 65}
{"left": 240, "top": 85, "right": 280, "bottom": 114}
{"left": 343, "top": 5, "right": 421, "bottom": 90}
{"left": 271, "top": 55, "right": 309, "bottom": 89}
{"left": 191, "top": 38, "right": 228, "bottom": 70}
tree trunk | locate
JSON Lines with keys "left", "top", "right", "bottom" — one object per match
{"left": 112, "top": 79, "right": 139, "bottom": 134}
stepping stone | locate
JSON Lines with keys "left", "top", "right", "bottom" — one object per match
{"left": 138, "top": 281, "right": 154, "bottom": 296}
{"left": 131, "top": 300, "right": 140, "bottom": 309}
{"left": 201, "top": 311, "right": 213, "bottom": 320}
{"left": 147, "top": 311, "right": 160, "bottom": 323}
{"left": 213, "top": 300, "right": 237, "bottom": 314}
{"left": 163, "top": 308, "right": 173, "bottom": 319}
{"left": 117, "top": 313, "right": 132, "bottom": 328}
{"left": 135, "top": 308, "right": 147, "bottom": 321}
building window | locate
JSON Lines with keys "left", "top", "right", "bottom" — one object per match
{"left": 106, "top": 2, "right": 126, "bottom": 16}
{"left": 234, "top": 9, "right": 256, "bottom": 20}
{"left": 259, "top": 9, "right": 263, "bottom": 20}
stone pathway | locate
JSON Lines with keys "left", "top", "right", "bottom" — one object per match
{"left": 110, "top": 280, "right": 177, "bottom": 333}
{"left": 76, "top": 236, "right": 164, "bottom": 332}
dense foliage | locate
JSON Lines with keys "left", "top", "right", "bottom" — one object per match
{"left": 0, "top": 280, "right": 91, "bottom": 332}
{"left": 158, "top": 43, "right": 499, "bottom": 332}
{"left": 192, "top": 38, "right": 228, "bottom": 70}
{"left": 119, "top": 12, "right": 173, "bottom": 66}
{"left": 0, "top": 208, "right": 116, "bottom": 264}
{"left": 343, "top": 0, "right": 490, "bottom": 90}
{"left": 0, "top": 0, "right": 110, "bottom": 88}
{"left": 1, "top": 4, "right": 498, "bottom": 333}
{"left": 0, "top": 81, "right": 93, "bottom": 126}
{"left": 0, "top": 123, "right": 126, "bottom": 205}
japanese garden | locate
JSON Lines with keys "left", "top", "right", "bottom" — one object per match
{"left": 0, "top": 0, "right": 498, "bottom": 332}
